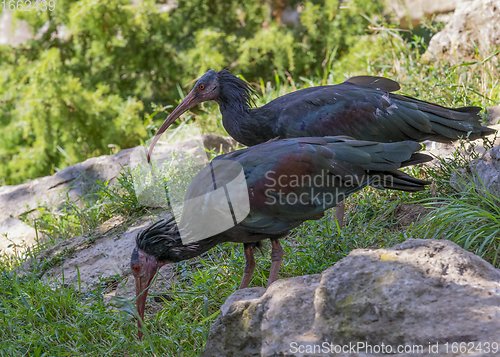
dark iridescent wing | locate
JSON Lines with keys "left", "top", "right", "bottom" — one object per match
{"left": 232, "top": 137, "right": 430, "bottom": 234}
{"left": 180, "top": 136, "right": 430, "bottom": 236}
{"left": 264, "top": 76, "right": 493, "bottom": 143}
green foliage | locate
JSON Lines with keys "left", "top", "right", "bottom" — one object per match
{"left": 98, "top": 167, "right": 145, "bottom": 217}
{"left": 0, "top": 46, "right": 146, "bottom": 183}
{"left": 411, "top": 138, "right": 500, "bottom": 267}
{"left": 1, "top": 0, "right": 385, "bottom": 184}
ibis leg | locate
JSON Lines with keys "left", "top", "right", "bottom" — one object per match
{"left": 239, "top": 243, "right": 256, "bottom": 289}
{"left": 267, "top": 239, "right": 284, "bottom": 287}
{"left": 331, "top": 199, "right": 345, "bottom": 230}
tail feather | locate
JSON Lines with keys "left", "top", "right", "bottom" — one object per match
{"left": 401, "top": 152, "right": 433, "bottom": 167}
{"left": 326, "top": 138, "right": 432, "bottom": 192}
{"left": 329, "top": 139, "right": 431, "bottom": 172}
{"left": 453, "top": 106, "right": 482, "bottom": 115}
{"left": 372, "top": 170, "right": 431, "bottom": 192}
{"left": 368, "top": 141, "right": 432, "bottom": 192}
{"left": 393, "top": 94, "right": 495, "bottom": 142}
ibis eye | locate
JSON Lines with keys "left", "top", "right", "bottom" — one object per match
{"left": 199, "top": 84, "right": 205, "bottom": 90}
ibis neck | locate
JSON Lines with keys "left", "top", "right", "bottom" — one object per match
{"left": 214, "top": 76, "right": 278, "bottom": 146}
{"left": 164, "top": 236, "right": 221, "bottom": 263}
{"left": 151, "top": 228, "right": 243, "bottom": 264}
{"left": 219, "top": 104, "right": 278, "bottom": 146}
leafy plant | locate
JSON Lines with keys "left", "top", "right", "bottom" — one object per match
{"left": 0, "top": 0, "right": 386, "bottom": 184}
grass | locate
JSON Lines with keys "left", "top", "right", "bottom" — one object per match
{"left": 2, "top": 154, "right": 500, "bottom": 356}
{"left": 415, "top": 163, "right": 500, "bottom": 266}
{"left": 1, "top": 12, "right": 500, "bottom": 357}
{"left": 0, "top": 200, "right": 413, "bottom": 356}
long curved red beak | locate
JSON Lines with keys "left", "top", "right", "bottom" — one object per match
{"left": 135, "top": 274, "right": 154, "bottom": 341}
{"left": 147, "top": 91, "right": 198, "bottom": 163}
{"left": 133, "top": 255, "right": 168, "bottom": 340}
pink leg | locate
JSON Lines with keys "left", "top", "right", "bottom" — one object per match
{"left": 267, "top": 239, "right": 284, "bottom": 287}
{"left": 239, "top": 244, "right": 256, "bottom": 289}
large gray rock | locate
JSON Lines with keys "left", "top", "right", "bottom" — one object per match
{"left": 0, "top": 148, "right": 133, "bottom": 221}
{"left": 0, "top": 9, "right": 33, "bottom": 46}
{"left": 202, "top": 239, "right": 500, "bottom": 357}
{"left": 487, "top": 105, "right": 500, "bottom": 125}
{"left": 0, "top": 134, "right": 237, "bottom": 255}
{"left": 451, "top": 144, "right": 500, "bottom": 197}
{"left": 385, "top": 0, "right": 458, "bottom": 28}
{"left": 0, "top": 218, "right": 43, "bottom": 255}
{"left": 423, "top": 0, "right": 500, "bottom": 65}
{"left": 0, "top": 147, "right": 132, "bottom": 255}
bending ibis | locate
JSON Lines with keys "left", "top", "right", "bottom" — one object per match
{"left": 132, "top": 136, "right": 432, "bottom": 339}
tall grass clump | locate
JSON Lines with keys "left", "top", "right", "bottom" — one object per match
{"left": 416, "top": 166, "right": 500, "bottom": 267}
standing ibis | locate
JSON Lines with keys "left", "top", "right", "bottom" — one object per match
{"left": 146, "top": 70, "right": 494, "bottom": 226}
{"left": 132, "top": 136, "right": 432, "bottom": 339}
{"left": 148, "top": 69, "right": 494, "bottom": 160}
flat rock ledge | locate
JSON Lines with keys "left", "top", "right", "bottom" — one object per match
{"left": 202, "top": 239, "right": 500, "bottom": 357}
{"left": 0, "top": 134, "right": 236, "bottom": 255}
{"left": 16, "top": 213, "right": 173, "bottom": 302}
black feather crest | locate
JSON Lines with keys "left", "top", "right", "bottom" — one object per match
{"left": 217, "top": 70, "right": 257, "bottom": 112}
{"left": 136, "top": 218, "right": 184, "bottom": 262}
{"left": 135, "top": 217, "right": 219, "bottom": 263}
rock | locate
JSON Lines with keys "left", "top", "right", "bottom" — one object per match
{"left": 0, "top": 134, "right": 237, "bottom": 255}
{"left": 487, "top": 105, "right": 500, "bottom": 125}
{"left": 450, "top": 144, "right": 500, "bottom": 198}
{"left": 0, "top": 147, "right": 133, "bottom": 255}
{"left": 280, "top": 7, "right": 302, "bottom": 27}
{"left": 385, "top": 0, "right": 458, "bottom": 28}
{"left": 0, "top": 148, "right": 133, "bottom": 221}
{"left": 202, "top": 239, "right": 500, "bottom": 357}
{"left": 18, "top": 212, "right": 173, "bottom": 305}
{"left": 423, "top": 0, "right": 500, "bottom": 65}
{"left": 0, "top": 9, "right": 34, "bottom": 46}
{"left": 392, "top": 203, "right": 430, "bottom": 227}
{"left": 0, "top": 217, "right": 45, "bottom": 255}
